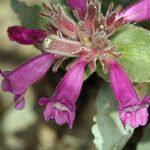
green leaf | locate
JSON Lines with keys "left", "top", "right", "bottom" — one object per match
{"left": 11, "top": 0, "right": 46, "bottom": 29}
{"left": 92, "top": 82, "right": 134, "bottom": 150}
{"left": 137, "top": 124, "right": 150, "bottom": 150}
{"left": 50, "top": 0, "right": 67, "bottom": 5}
{"left": 110, "top": 25, "right": 150, "bottom": 83}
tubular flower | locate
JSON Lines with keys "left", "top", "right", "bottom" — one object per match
{"left": 0, "top": 54, "right": 55, "bottom": 110}
{"left": 109, "top": 60, "right": 150, "bottom": 128}
{"left": 39, "top": 60, "right": 86, "bottom": 128}
{"left": 116, "top": 0, "right": 150, "bottom": 22}
{"left": 8, "top": 26, "right": 46, "bottom": 45}
{"left": 2, "top": 0, "right": 150, "bottom": 128}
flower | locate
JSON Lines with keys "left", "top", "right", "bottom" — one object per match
{"left": 67, "top": 0, "right": 87, "bottom": 20}
{"left": 3, "top": 0, "right": 150, "bottom": 128}
{"left": 109, "top": 59, "right": 150, "bottom": 128}
{"left": 1, "top": 53, "right": 55, "bottom": 110}
{"left": 38, "top": 60, "right": 86, "bottom": 128}
{"left": 117, "top": 0, "right": 150, "bottom": 22}
{"left": 8, "top": 26, "right": 46, "bottom": 45}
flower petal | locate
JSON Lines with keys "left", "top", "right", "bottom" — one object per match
{"left": 67, "top": 0, "right": 87, "bottom": 20}
{"left": 14, "top": 94, "right": 25, "bottom": 110}
{"left": 38, "top": 97, "right": 49, "bottom": 106}
{"left": 39, "top": 60, "right": 86, "bottom": 128}
{"left": 53, "top": 60, "right": 86, "bottom": 105}
{"left": 117, "top": 0, "right": 150, "bottom": 22}
{"left": 119, "top": 106, "right": 149, "bottom": 128}
{"left": 1, "top": 53, "right": 55, "bottom": 109}
{"left": 43, "top": 100, "right": 75, "bottom": 129}
{"left": 109, "top": 60, "right": 150, "bottom": 128}
{"left": 109, "top": 60, "right": 140, "bottom": 109}
{"left": 143, "top": 96, "right": 150, "bottom": 104}
{"left": 43, "top": 101, "right": 54, "bottom": 121}
{"left": 1, "top": 78, "right": 12, "bottom": 92}
{"left": 8, "top": 26, "right": 46, "bottom": 44}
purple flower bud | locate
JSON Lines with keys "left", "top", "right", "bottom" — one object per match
{"left": 1, "top": 53, "right": 55, "bottom": 110}
{"left": 109, "top": 60, "right": 150, "bottom": 128}
{"left": 67, "top": 0, "right": 87, "bottom": 20}
{"left": 39, "top": 60, "right": 86, "bottom": 128}
{"left": 8, "top": 26, "right": 46, "bottom": 45}
{"left": 117, "top": 0, "right": 150, "bottom": 22}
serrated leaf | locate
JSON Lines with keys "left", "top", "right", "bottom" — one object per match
{"left": 11, "top": 0, "right": 46, "bottom": 29}
{"left": 92, "top": 82, "right": 134, "bottom": 150}
{"left": 110, "top": 25, "right": 150, "bottom": 83}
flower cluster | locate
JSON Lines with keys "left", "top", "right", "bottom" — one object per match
{"left": 1, "top": 0, "right": 150, "bottom": 128}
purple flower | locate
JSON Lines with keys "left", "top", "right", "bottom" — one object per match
{"left": 4, "top": 0, "right": 150, "bottom": 129}
{"left": 39, "top": 60, "right": 86, "bottom": 128}
{"left": 117, "top": 0, "right": 150, "bottom": 22}
{"left": 1, "top": 53, "right": 55, "bottom": 110}
{"left": 8, "top": 26, "right": 46, "bottom": 45}
{"left": 109, "top": 60, "right": 150, "bottom": 128}
{"left": 67, "top": 0, "right": 87, "bottom": 20}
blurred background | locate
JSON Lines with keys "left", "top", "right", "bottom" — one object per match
{"left": 0, "top": 0, "right": 150, "bottom": 150}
